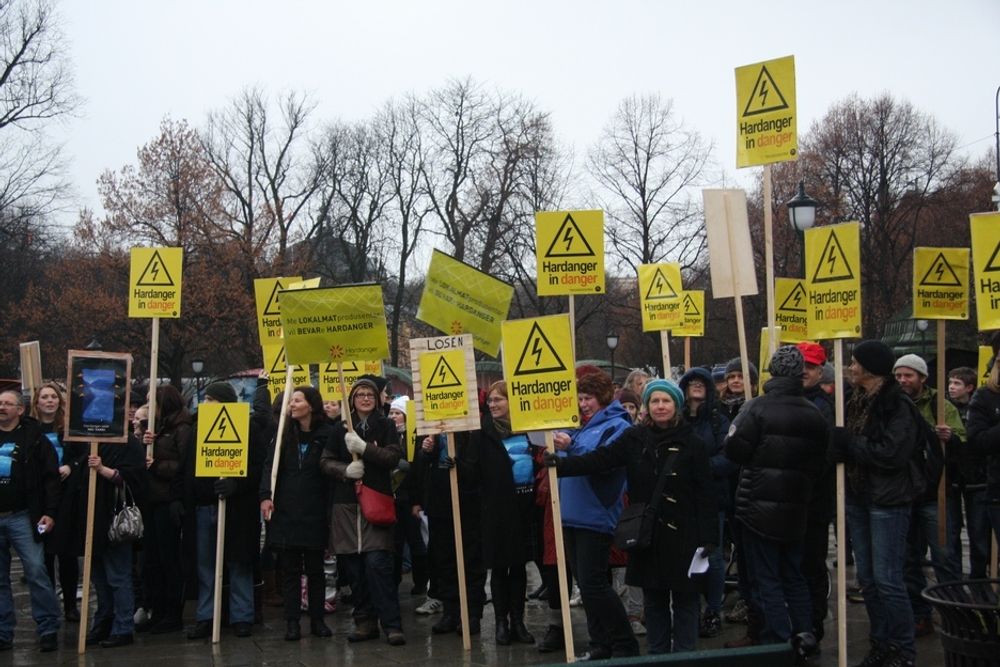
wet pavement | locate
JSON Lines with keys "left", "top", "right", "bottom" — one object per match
{"left": 5, "top": 555, "right": 947, "bottom": 665}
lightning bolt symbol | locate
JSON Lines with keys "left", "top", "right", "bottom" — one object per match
{"left": 934, "top": 262, "right": 945, "bottom": 281}
{"left": 437, "top": 364, "right": 448, "bottom": 384}
{"left": 758, "top": 80, "right": 769, "bottom": 106}
{"left": 217, "top": 420, "right": 227, "bottom": 438}
{"left": 826, "top": 247, "right": 837, "bottom": 275}
{"left": 793, "top": 291, "right": 802, "bottom": 308}
{"left": 531, "top": 337, "right": 543, "bottom": 366}
{"left": 654, "top": 276, "right": 663, "bottom": 294}
{"left": 150, "top": 261, "right": 160, "bottom": 280}
{"left": 562, "top": 226, "right": 574, "bottom": 252}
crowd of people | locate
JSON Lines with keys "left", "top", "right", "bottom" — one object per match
{"left": 0, "top": 338, "right": 997, "bottom": 667}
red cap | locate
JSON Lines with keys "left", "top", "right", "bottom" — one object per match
{"left": 797, "top": 342, "right": 827, "bottom": 366}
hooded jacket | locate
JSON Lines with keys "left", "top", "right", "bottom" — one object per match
{"left": 556, "top": 400, "right": 631, "bottom": 535}
{"left": 679, "top": 367, "right": 735, "bottom": 512}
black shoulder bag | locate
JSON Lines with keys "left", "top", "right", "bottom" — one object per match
{"left": 613, "top": 443, "right": 680, "bottom": 552}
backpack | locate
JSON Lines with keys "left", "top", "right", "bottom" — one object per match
{"left": 907, "top": 400, "right": 945, "bottom": 499}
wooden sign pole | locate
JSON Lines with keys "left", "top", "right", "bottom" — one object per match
{"left": 684, "top": 336, "right": 691, "bottom": 373}
{"left": 936, "top": 320, "right": 947, "bottom": 547}
{"left": 545, "top": 431, "right": 575, "bottom": 663}
{"left": 659, "top": 330, "right": 672, "bottom": 379}
{"left": 211, "top": 496, "right": 227, "bottom": 644}
{"left": 834, "top": 340, "right": 847, "bottom": 667}
{"left": 568, "top": 295, "right": 577, "bottom": 352}
{"left": 763, "top": 164, "right": 777, "bottom": 358}
{"left": 267, "top": 363, "right": 295, "bottom": 500}
{"left": 446, "top": 432, "right": 471, "bottom": 650}
{"left": 147, "top": 318, "right": 160, "bottom": 459}
{"left": 77, "top": 442, "right": 98, "bottom": 654}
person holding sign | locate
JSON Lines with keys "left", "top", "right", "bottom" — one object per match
{"left": 546, "top": 368, "right": 638, "bottom": 660}
{"left": 177, "top": 382, "right": 264, "bottom": 640}
{"left": 321, "top": 378, "right": 405, "bottom": 646}
{"left": 259, "top": 387, "right": 333, "bottom": 641}
{"left": 832, "top": 341, "right": 919, "bottom": 667}
{"left": 967, "top": 350, "right": 1000, "bottom": 575}
{"left": 545, "top": 379, "right": 715, "bottom": 655}
{"left": 475, "top": 381, "right": 538, "bottom": 646}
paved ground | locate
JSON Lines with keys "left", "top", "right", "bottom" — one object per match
{"left": 4, "top": 554, "right": 948, "bottom": 666}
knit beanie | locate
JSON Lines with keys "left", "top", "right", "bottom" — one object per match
{"left": 203, "top": 381, "right": 237, "bottom": 403}
{"left": 724, "top": 357, "right": 759, "bottom": 384}
{"left": 389, "top": 395, "right": 409, "bottom": 413}
{"left": 768, "top": 345, "right": 804, "bottom": 379}
{"left": 852, "top": 340, "right": 895, "bottom": 377}
{"left": 642, "top": 379, "right": 685, "bottom": 413}
{"left": 893, "top": 354, "right": 928, "bottom": 378}
{"left": 617, "top": 388, "right": 641, "bottom": 409}
{"left": 820, "top": 362, "right": 835, "bottom": 385}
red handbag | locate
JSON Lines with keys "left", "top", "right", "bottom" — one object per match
{"left": 355, "top": 480, "right": 396, "bottom": 526}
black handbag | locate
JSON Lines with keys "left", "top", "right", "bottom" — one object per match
{"left": 613, "top": 444, "right": 679, "bottom": 552}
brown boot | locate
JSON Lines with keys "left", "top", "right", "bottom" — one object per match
{"left": 347, "top": 617, "right": 379, "bottom": 643}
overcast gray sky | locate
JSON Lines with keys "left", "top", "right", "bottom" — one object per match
{"left": 54, "top": 0, "right": 1000, "bottom": 227}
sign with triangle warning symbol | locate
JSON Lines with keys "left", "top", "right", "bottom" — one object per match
{"left": 982, "top": 241, "right": 1000, "bottom": 274}
{"left": 136, "top": 250, "right": 176, "bottom": 287}
{"left": 779, "top": 281, "right": 809, "bottom": 312}
{"left": 514, "top": 322, "right": 567, "bottom": 376}
{"left": 426, "top": 356, "right": 463, "bottom": 389}
{"left": 205, "top": 407, "right": 242, "bottom": 444}
{"left": 683, "top": 293, "right": 700, "bottom": 315}
{"left": 919, "top": 253, "right": 962, "bottom": 286}
{"left": 262, "top": 280, "right": 288, "bottom": 316}
{"left": 742, "top": 65, "right": 790, "bottom": 117}
{"left": 544, "top": 214, "right": 595, "bottom": 258}
{"left": 811, "top": 231, "right": 855, "bottom": 284}
{"left": 645, "top": 268, "right": 679, "bottom": 300}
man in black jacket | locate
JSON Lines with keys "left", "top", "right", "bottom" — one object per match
{"left": 0, "top": 390, "right": 61, "bottom": 652}
{"left": 724, "top": 347, "right": 828, "bottom": 656}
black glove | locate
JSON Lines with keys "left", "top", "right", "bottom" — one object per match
{"left": 168, "top": 499, "right": 184, "bottom": 528}
{"left": 542, "top": 451, "right": 560, "bottom": 468}
{"left": 214, "top": 478, "right": 238, "bottom": 499}
{"left": 441, "top": 456, "right": 456, "bottom": 469}
{"left": 832, "top": 426, "right": 851, "bottom": 463}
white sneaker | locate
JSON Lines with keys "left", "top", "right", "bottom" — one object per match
{"left": 630, "top": 619, "right": 646, "bottom": 636}
{"left": 569, "top": 586, "right": 582, "bottom": 607}
{"left": 133, "top": 607, "right": 149, "bottom": 625}
{"left": 415, "top": 597, "right": 443, "bottom": 615}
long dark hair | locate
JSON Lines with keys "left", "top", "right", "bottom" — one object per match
{"left": 155, "top": 384, "right": 192, "bottom": 431}
{"left": 289, "top": 385, "right": 326, "bottom": 432}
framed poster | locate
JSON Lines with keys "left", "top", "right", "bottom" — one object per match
{"left": 64, "top": 350, "right": 133, "bottom": 443}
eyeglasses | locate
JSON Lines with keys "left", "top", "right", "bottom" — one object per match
{"left": 354, "top": 392, "right": 376, "bottom": 399}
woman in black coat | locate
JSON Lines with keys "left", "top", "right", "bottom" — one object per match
{"left": 476, "top": 381, "right": 537, "bottom": 646}
{"left": 546, "top": 379, "right": 715, "bottom": 655}
{"left": 259, "top": 386, "right": 334, "bottom": 641}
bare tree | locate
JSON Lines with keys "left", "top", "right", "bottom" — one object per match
{"left": 588, "top": 94, "right": 714, "bottom": 275}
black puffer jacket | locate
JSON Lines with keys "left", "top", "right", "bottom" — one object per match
{"left": 843, "top": 380, "right": 921, "bottom": 507}
{"left": 965, "top": 385, "right": 1000, "bottom": 504}
{"left": 724, "top": 376, "right": 829, "bottom": 542}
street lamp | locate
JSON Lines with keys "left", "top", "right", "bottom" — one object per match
{"left": 915, "top": 319, "right": 929, "bottom": 359}
{"left": 191, "top": 358, "right": 205, "bottom": 403}
{"left": 606, "top": 331, "right": 620, "bottom": 379}
{"left": 786, "top": 180, "right": 819, "bottom": 276}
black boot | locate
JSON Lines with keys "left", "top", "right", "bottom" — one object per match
{"left": 284, "top": 620, "right": 301, "bottom": 641}
{"left": 432, "top": 613, "right": 460, "bottom": 634}
{"left": 511, "top": 618, "right": 535, "bottom": 644}
{"left": 495, "top": 619, "right": 511, "bottom": 645}
{"left": 310, "top": 618, "right": 332, "bottom": 638}
{"left": 537, "top": 624, "right": 564, "bottom": 653}
{"left": 86, "top": 619, "right": 112, "bottom": 646}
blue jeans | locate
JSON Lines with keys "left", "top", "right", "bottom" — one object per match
{"left": 195, "top": 505, "right": 253, "bottom": 624}
{"left": 643, "top": 588, "right": 700, "bottom": 653}
{"left": 847, "top": 503, "right": 915, "bottom": 658}
{"left": 341, "top": 550, "right": 402, "bottom": 632}
{"left": 703, "top": 512, "right": 726, "bottom": 615}
{"left": 742, "top": 528, "right": 811, "bottom": 643}
{"left": 948, "top": 487, "right": 991, "bottom": 579}
{"left": 92, "top": 539, "right": 134, "bottom": 635}
{"left": 905, "top": 500, "right": 961, "bottom": 620}
{"left": 0, "top": 510, "right": 60, "bottom": 640}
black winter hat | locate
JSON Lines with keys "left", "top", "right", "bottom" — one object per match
{"left": 724, "top": 357, "right": 758, "bottom": 384}
{"left": 204, "top": 381, "right": 238, "bottom": 403}
{"left": 768, "top": 346, "right": 804, "bottom": 379}
{"left": 852, "top": 340, "right": 895, "bottom": 377}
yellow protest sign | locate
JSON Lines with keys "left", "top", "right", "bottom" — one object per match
{"left": 758, "top": 327, "right": 773, "bottom": 387}
{"left": 775, "top": 278, "right": 810, "bottom": 342}
{"left": 735, "top": 55, "right": 797, "bottom": 168}
{"left": 806, "top": 221, "right": 861, "bottom": 339}
{"left": 979, "top": 346, "right": 992, "bottom": 387}
{"left": 254, "top": 276, "right": 303, "bottom": 343}
{"left": 128, "top": 247, "right": 183, "bottom": 318}
{"left": 970, "top": 212, "right": 1000, "bottom": 330}
{"left": 638, "top": 263, "right": 683, "bottom": 332}
{"left": 319, "top": 360, "right": 383, "bottom": 403}
{"left": 536, "top": 210, "right": 605, "bottom": 296}
{"left": 287, "top": 278, "right": 321, "bottom": 290}
{"left": 195, "top": 402, "right": 249, "bottom": 478}
{"left": 410, "top": 335, "right": 479, "bottom": 434}
{"left": 912, "top": 247, "right": 969, "bottom": 320}
{"left": 502, "top": 315, "right": 579, "bottom": 431}
{"left": 416, "top": 249, "right": 514, "bottom": 357}
{"left": 280, "top": 284, "right": 389, "bottom": 366}
{"left": 673, "top": 291, "right": 705, "bottom": 337}
{"left": 262, "top": 344, "right": 311, "bottom": 401}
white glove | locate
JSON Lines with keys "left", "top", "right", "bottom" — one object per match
{"left": 345, "top": 460, "right": 365, "bottom": 480}
{"left": 345, "top": 431, "right": 367, "bottom": 456}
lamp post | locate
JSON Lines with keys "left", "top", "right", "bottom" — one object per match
{"left": 786, "top": 180, "right": 819, "bottom": 275}
{"left": 606, "top": 331, "right": 620, "bottom": 380}
{"left": 191, "top": 358, "right": 205, "bottom": 403}
{"left": 915, "top": 319, "right": 929, "bottom": 359}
